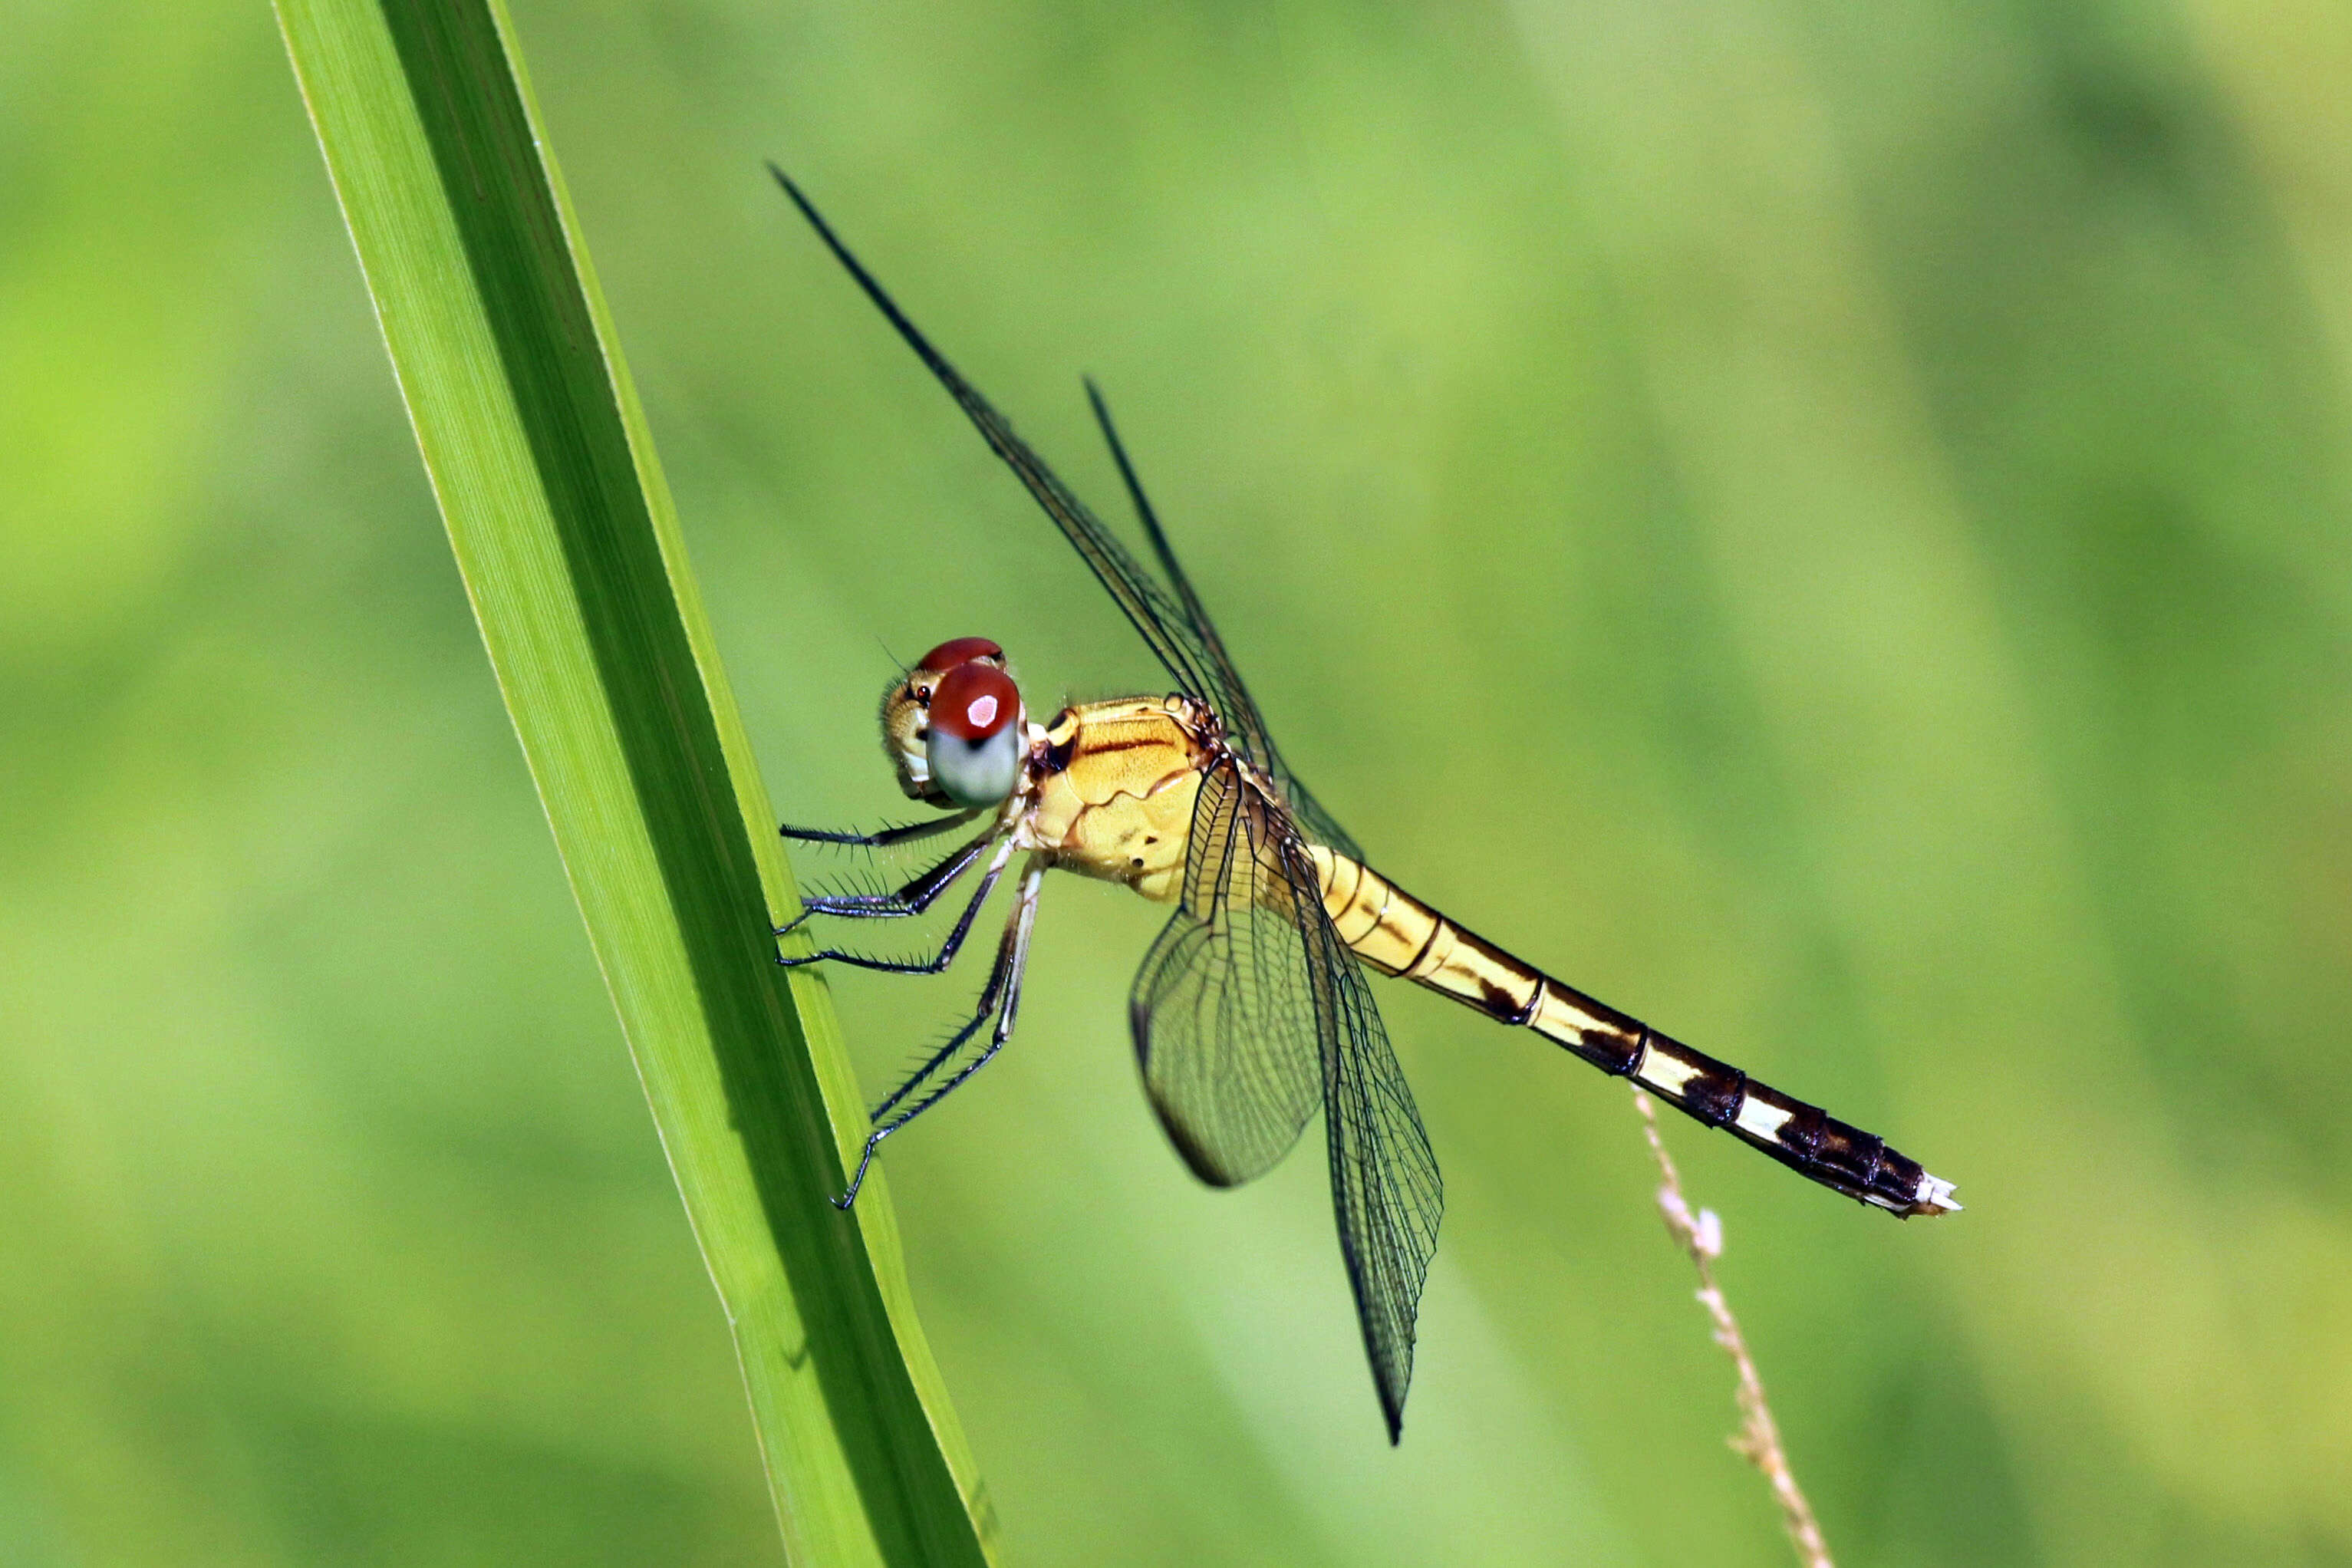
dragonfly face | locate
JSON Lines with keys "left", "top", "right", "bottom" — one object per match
{"left": 769, "top": 166, "right": 1957, "bottom": 1447}
{"left": 881, "top": 637, "right": 1027, "bottom": 807}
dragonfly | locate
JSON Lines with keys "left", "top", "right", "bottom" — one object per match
{"left": 766, "top": 166, "right": 1959, "bottom": 1444}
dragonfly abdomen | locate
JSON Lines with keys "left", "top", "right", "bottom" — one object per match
{"left": 1307, "top": 847, "right": 1958, "bottom": 1219}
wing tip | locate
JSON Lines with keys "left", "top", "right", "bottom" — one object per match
{"left": 1131, "top": 991, "right": 1247, "bottom": 1188}
{"left": 1372, "top": 1355, "right": 1411, "bottom": 1445}
{"left": 764, "top": 160, "right": 815, "bottom": 222}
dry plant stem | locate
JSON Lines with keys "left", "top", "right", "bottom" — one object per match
{"left": 1633, "top": 1087, "right": 1836, "bottom": 1568}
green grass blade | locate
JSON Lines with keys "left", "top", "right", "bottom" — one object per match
{"left": 272, "top": 3, "right": 1000, "bottom": 1562}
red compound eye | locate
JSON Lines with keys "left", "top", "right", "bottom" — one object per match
{"left": 931, "top": 661, "right": 1019, "bottom": 741}
{"left": 917, "top": 636, "right": 1003, "bottom": 674}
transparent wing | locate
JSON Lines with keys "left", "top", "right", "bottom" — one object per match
{"left": 1083, "top": 380, "right": 1365, "bottom": 864}
{"left": 1130, "top": 759, "right": 1323, "bottom": 1185}
{"left": 1282, "top": 822, "right": 1442, "bottom": 1443}
{"left": 773, "top": 170, "right": 1223, "bottom": 710}
{"left": 1132, "top": 758, "right": 1442, "bottom": 1441}
{"left": 771, "top": 169, "right": 1362, "bottom": 858}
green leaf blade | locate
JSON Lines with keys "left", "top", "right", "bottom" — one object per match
{"left": 275, "top": 2, "right": 998, "bottom": 1562}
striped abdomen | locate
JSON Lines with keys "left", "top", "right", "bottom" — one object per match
{"left": 1307, "top": 848, "right": 1958, "bottom": 1217}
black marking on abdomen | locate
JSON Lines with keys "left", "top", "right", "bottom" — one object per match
{"left": 1471, "top": 976, "right": 1522, "bottom": 1019}
{"left": 1718, "top": 1081, "right": 1927, "bottom": 1211}
{"left": 1375, "top": 886, "right": 1948, "bottom": 1216}
{"left": 1534, "top": 983, "right": 1645, "bottom": 1077}
{"left": 1573, "top": 1018, "right": 1645, "bottom": 1078}
{"left": 1668, "top": 1048, "right": 1748, "bottom": 1129}
{"left": 1773, "top": 1099, "right": 1827, "bottom": 1161}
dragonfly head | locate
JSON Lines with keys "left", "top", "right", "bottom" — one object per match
{"left": 881, "top": 637, "right": 1026, "bottom": 809}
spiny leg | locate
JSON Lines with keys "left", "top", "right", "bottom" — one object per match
{"left": 835, "top": 858, "right": 1045, "bottom": 1209}
{"left": 778, "top": 822, "right": 1003, "bottom": 933}
{"left": 779, "top": 808, "right": 981, "bottom": 848}
{"left": 779, "top": 835, "right": 1017, "bottom": 975}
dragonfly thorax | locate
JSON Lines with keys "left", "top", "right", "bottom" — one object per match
{"left": 881, "top": 637, "right": 1029, "bottom": 808}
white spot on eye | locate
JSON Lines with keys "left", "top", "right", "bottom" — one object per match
{"left": 967, "top": 693, "right": 1000, "bottom": 730}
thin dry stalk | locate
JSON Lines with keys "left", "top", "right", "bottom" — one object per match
{"left": 1632, "top": 1088, "right": 1835, "bottom": 1568}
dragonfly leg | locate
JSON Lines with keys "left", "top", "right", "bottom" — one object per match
{"left": 778, "top": 836, "right": 1016, "bottom": 973}
{"left": 776, "top": 822, "right": 1002, "bottom": 936}
{"left": 779, "top": 808, "right": 981, "bottom": 848}
{"left": 835, "top": 858, "right": 1045, "bottom": 1210}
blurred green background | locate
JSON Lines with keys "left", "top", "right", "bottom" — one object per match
{"left": 7, "top": 0, "right": 2350, "bottom": 1563}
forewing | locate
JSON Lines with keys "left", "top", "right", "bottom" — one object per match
{"left": 1130, "top": 759, "right": 1323, "bottom": 1186}
{"left": 1275, "top": 827, "right": 1442, "bottom": 1444}
{"left": 1083, "top": 381, "right": 1365, "bottom": 862}
{"left": 772, "top": 170, "right": 1224, "bottom": 708}
{"left": 772, "top": 172, "right": 1368, "bottom": 861}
